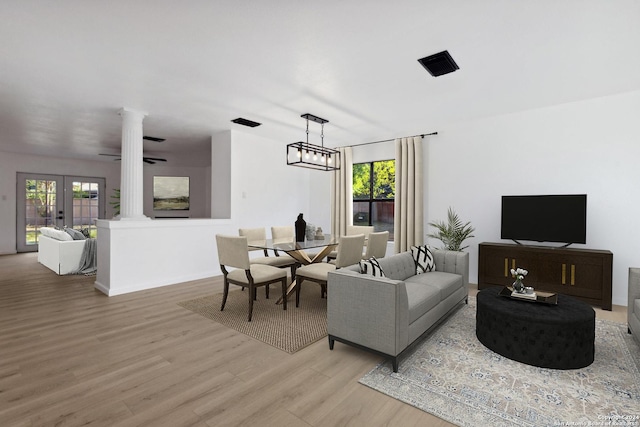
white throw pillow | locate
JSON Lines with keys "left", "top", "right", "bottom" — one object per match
{"left": 359, "top": 257, "right": 386, "bottom": 277}
{"left": 39, "top": 227, "right": 55, "bottom": 238}
{"left": 54, "top": 228, "right": 73, "bottom": 241}
{"left": 411, "top": 245, "right": 436, "bottom": 274}
{"left": 41, "top": 227, "right": 73, "bottom": 241}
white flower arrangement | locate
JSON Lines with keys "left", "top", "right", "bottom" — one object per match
{"left": 510, "top": 267, "right": 528, "bottom": 293}
{"left": 510, "top": 268, "right": 528, "bottom": 281}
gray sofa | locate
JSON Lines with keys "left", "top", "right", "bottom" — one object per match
{"left": 629, "top": 268, "right": 640, "bottom": 343}
{"left": 326, "top": 249, "right": 469, "bottom": 372}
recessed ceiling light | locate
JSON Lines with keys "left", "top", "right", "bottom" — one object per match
{"left": 417, "top": 50, "right": 459, "bottom": 77}
{"left": 232, "top": 118, "right": 262, "bottom": 127}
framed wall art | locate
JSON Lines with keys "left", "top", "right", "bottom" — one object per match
{"left": 153, "top": 176, "right": 190, "bottom": 211}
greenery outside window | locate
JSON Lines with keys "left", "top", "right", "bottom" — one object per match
{"left": 353, "top": 160, "right": 395, "bottom": 240}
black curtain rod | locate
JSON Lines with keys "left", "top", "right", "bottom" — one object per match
{"left": 339, "top": 132, "right": 438, "bottom": 149}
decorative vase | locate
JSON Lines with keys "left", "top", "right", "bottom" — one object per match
{"left": 305, "top": 224, "right": 315, "bottom": 241}
{"left": 295, "top": 213, "right": 306, "bottom": 242}
{"left": 513, "top": 279, "right": 525, "bottom": 293}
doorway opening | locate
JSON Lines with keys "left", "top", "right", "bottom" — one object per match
{"left": 16, "top": 173, "right": 106, "bottom": 252}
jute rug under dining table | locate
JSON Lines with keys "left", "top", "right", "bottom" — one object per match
{"left": 178, "top": 282, "right": 327, "bottom": 353}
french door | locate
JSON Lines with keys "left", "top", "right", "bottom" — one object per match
{"left": 16, "top": 173, "right": 106, "bottom": 252}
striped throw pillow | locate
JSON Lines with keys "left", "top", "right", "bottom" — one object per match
{"left": 359, "top": 257, "right": 386, "bottom": 277}
{"left": 411, "top": 245, "right": 436, "bottom": 274}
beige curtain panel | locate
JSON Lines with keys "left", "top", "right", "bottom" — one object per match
{"left": 394, "top": 136, "right": 424, "bottom": 252}
{"left": 331, "top": 147, "right": 353, "bottom": 237}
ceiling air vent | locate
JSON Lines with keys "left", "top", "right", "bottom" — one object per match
{"left": 143, "top": 135, "right": 166, "bottom": 142}
{"left": 417, "top": 50, "right": 459, "bottom": 77}
{"left": 232, "top": 117, "right": 262, "bottom": 127}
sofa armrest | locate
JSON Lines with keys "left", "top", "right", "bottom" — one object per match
{"left": 38, "top": 235, "right": 85, "bottom": 275}
{"left": 432, "top": 249, "right": 469, "bottom": 290}
{"left": 629, "top": 268, "right": 640, "bottom": 325}
{"left": 327, "top": 269, "right": 409, "bottom": 357}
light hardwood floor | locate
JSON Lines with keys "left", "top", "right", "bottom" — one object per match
{"left": 0, "top": 253, "right": 627, "bottom": 427}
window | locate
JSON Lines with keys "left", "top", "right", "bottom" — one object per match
{"left": 353, "top": 160, "right": 395, "bottom": 239}
{"left": 71, "top": 181, "right": 100, "bottom": 238}
{"left": 25, "top": 178, "right": 57, "bottom": 245}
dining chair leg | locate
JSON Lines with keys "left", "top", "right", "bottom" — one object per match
{"left": 296, "top": 276, "right": 302, "bottom": 308}
{"left": 221, "top": 280, "right": 229, "bottom": 311}
{"left": 248, "top": 284, "right": 254, "bottom": 322}
{"left": 281, "top": 278, "right": 287, "bottom": 311}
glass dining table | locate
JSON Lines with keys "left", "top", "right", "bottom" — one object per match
{"left": 247, "top": 234, "right": 338, "bottom": 303}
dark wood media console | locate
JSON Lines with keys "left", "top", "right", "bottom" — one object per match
{"left": 478, "top": 242, "right": 612, "bottom": 310}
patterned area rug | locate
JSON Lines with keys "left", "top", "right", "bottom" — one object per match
{"left": 178, "top": 284, "right": 327, "bottom": 353}
{"left": 359, "top": 297, "right": 640, "bottom": 427}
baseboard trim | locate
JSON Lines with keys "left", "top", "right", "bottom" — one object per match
{"left": 94, "top": 270, "right": 219, "bottom": 296}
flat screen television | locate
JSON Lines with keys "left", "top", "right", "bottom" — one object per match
{"left": 501, "top": 194, "right": 587, "bottom": 245}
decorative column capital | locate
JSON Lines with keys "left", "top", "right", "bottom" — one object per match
{"left": 118, "top": 107, "right": 148, "bottom": 122}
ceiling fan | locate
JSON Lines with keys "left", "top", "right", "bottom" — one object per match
{"left": 99, "top": 153, "right": 167, "bottom": 164}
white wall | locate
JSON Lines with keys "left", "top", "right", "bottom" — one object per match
{"left": 95, "top": 218, "right": 230, "bottom": 296}
{"left": 230, "top": 130, "right": 314, "bottom": 232}
{"left": 144, "top": 165, "right": 210, "bottom": 219}
{"left": 352, "top": 141, "right": 395, "bottom": 164}
{"left": 307, "top": 169, "right": 331, "bottom": 234}
{"left": 427, "top": 90, "right": 640, "bottom": 306}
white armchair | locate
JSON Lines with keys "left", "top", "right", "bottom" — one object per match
{"left": 628, "top": 268, "right": 640, "bottom": 342}
{"left": 37, "top": 228, "right": 86, "bottom": 275}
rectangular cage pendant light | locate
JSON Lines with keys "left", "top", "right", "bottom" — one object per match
{"left": 286, "top": 113, "right": 340, "bottom": 171}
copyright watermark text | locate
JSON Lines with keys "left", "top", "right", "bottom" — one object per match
{"left": 554, "top": 415, "right": 640, "bottom": 426}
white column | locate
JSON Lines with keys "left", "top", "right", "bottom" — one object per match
{"left": 118, "top": 107, "right": 150, "bottom": 221}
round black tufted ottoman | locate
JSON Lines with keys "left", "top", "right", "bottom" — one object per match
{"left": 476, "top": 287, "right": 595, "bottom": 369}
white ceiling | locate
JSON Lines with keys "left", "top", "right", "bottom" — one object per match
{"left": 1, "top": 1, "right": 639, "bottom": 167}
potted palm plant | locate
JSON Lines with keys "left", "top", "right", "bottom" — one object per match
{"left": 427, "top": 207, "right": 475, "bottom": 251}
{"left": 110, "top": 188, "right": 120, "bottom": 218}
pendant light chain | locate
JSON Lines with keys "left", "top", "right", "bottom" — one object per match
{"left": 321, "top": 122, "right": 324, "bottom": 148}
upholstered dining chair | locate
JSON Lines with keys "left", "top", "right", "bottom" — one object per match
{"left": 363, "top": 231, "right": 389, "bottom": 259}
{"left": 326, "top": 225, "right": 374, "bottom": 262}
{"left": 294, "top": 234, "right": 365, "bottom": 307}
{"left": 270, "top": 226, "right": 295, "bottom": 245}
{"left": 239, "top": 227, "right": 297, "bottom": 297}
{"left": 215, "top": 234, "right": 288, "bottom": 321}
